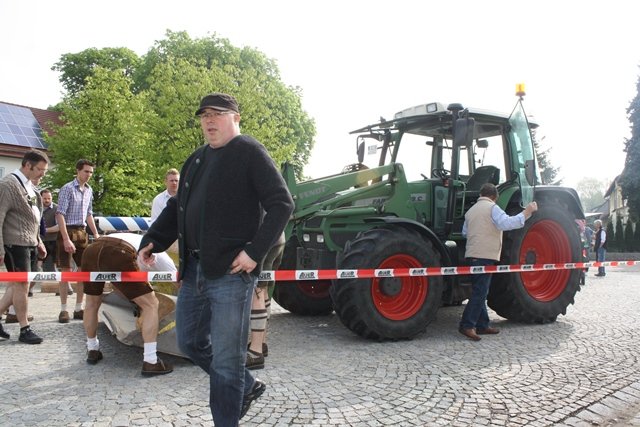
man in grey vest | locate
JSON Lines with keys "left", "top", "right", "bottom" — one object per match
{"left": 459, "top": 183, "right": 538, "bottom": 341}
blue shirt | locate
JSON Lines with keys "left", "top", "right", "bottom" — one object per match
{"left": 463, "top": 205, "right": 525, "bottom": 237}
{"left": 56, "top": 178, "right": 94, "bottom": 226}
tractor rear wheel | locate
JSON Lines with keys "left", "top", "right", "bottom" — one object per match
{"left": 488, "top": 205, "right": 581, "bottom": 323}
{"left": 272, "top": 238, "right": 334, "bottom": 316}
{"left": 331, "top": 226, "right": 443, "bottom": 340}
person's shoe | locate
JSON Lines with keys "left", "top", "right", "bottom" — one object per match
{"left": 458, "top": 327, "right": 481, "bottom": 341}
{"left": 5, "top": 314, "right": 34, "bottom": 323}
{"left": 58, "top": 311, "right": 70, "bottom": 323}
{"left": 141, "top": 359, "right": 173, "bottom": 376}
{"left": 246, "top": 349, "right": 265, "bottom": 370}
{"left": 263, "top": 342, "right": 268, "bottom": 357}
{"left": 477, "top": 327, "right": 500, "bottom": 335}
{"left": 73, "top": 310, "right": 84, "bottom": 320}
{"left": 240, "top": 379, "right": 266, "bottom": 419}
{"left": 0, "top": 323, "right": 9, "bottom": 340}
{"left": 28, "top": 291, "right": 33, "bottom": 297}
{"left": 18, "top": 327, "right": 43, "bottom": 344}
{"left": 86, "top": 349, "right": 103, "bottom": 365}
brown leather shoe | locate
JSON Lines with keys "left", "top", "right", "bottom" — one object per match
{"left": 5, "top": 314, "right": 34, "bottom": 323}
{"left": 459, "top": 327, "right": 481, "bottom": 341}
{"left": 477, "top": 327, "right": 500, "bottom": 335}
{"left": 73, "top": 310, "right": 84, "bottom": 320}
{"left": 141, "top": 359, "right": 173, "bottom": 376}
{"left": 86, "top": 349, "right": 103, "bottom": 365}
{"left": 58, "top": 311, "right": 70, "bottom": 324}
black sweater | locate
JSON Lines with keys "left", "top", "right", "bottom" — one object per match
{"left": 140, "top": 135, "right": 294, "bottom": 279}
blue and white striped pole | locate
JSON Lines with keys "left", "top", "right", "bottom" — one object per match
{"left": 95, "top": 217, "right": 152, "bottom": 232}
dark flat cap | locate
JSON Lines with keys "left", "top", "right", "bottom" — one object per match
{"left": 195, "top": 93, "right": 240, "bottom": 115}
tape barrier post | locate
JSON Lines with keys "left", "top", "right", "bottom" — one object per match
{"left": 0, "top": 262, "right": 637, "bottom": 283}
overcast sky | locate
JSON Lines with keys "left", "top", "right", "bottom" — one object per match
{"left": 1, "top": 0, "right": 638, "bottom": 189}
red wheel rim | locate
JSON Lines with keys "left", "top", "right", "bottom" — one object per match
{"left": 371, "top": 254, "right": 429, "bottom": 320}
{"left": 297, "top": 280, "right": 332, "bottom": 299}
{"left": 520, "top": 220, "right": 572, "bottom": 301}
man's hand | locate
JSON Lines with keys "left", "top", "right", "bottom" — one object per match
{"left": 37, "top": 242, "right": 47, "bottom": 259}
{"left": 230, "top": 250, "right": 257, "bottom": 274}
{"left": 63, "top": 238, "right": 76, "bottom": 254}
{"left": 524, "top": 201, "right": 538, "bottom": 219}
{"left": 138, "top": 243, "right": 157, "bottom": 267}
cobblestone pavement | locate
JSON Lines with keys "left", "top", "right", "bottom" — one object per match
{"left": 2, "top": 266, "right": 640, "bottom": 426}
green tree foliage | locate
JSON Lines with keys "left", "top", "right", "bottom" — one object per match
{"left": 52, "top": 47, "right": 140, "bottom": 98}
{"left": 135, "top": 31, "right": 315, "bottom": 176}
{"left": 620, "top": 71, "right": 640, "bottom": 221}
{"left": 49, "top": 31, "right": 316, "bottom": 209}
{"left": 624, "top": 218, "right": 634, "bottom": 252}
{"left": 44, "top": 68, "right": 156, "bottom": 216}
{"left": 615, "top": 217, "right": 625, "bottom": 252}
{"left": 606, "top": 221, "right": 616, "bottom": 252}
{"left": 576, "top": 177, "right": 608, "bottom": 212}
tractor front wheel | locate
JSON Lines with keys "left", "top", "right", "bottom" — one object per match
{"left": 331, "top": 226, "right": 443, "bottom": 340}
{"left": 272, "top": 238, "right": 334, "bottom": 316}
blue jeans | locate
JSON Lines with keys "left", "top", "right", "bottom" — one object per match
{"left": 460, "top": 258, "right": 495, "bottom": 330}
{"left": 596, "top": 247, "right": 606, "bottom": 275}
{"left": 176, "top": 257, "right": 256, "bottom": 427}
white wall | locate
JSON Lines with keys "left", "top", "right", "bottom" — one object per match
{"left": 0, "top": 156, "right": 22, "bottom": 178}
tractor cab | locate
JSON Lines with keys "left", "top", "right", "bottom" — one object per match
{"left": 350, "top": 98, "right": 540, "bottom": 239}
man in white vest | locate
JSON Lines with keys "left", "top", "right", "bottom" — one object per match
{"left": 459, "top": 183, "right": 538, "bottom": 341}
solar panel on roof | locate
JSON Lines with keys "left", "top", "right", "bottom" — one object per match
{"left": 0, "top": 103, "right": 48, "bottom": 149}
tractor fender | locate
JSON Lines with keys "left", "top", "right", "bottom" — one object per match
{"left": 498, "top": 185, "right": 584, "bottom": 220}
{"left": 363, "top": 216, "right": 454, "bottom": 266}
{"left": 534, "top": 186, "right": 585, "bottom": 219}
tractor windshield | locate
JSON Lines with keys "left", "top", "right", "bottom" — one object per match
{"left": 508, "top": 101, "right": 538, "bottom": 205}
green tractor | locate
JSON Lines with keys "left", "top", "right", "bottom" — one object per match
{"left": 273, "top": 93, "right": 584, "bottom": 340}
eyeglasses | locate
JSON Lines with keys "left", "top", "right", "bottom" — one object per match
{"left": 31, "top": 165, "right": 49, "bottom": 175}
{"left": 199, "top": 110, "right": 235, "bottom": 119}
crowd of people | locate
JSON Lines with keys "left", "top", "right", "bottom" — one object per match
{"left": 0, "top": 92, "right": 290, "bottom": 425}
{"left": 3, "top": 92, "right": 609, "bottom": 425}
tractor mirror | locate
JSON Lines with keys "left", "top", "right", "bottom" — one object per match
{"left": 453, "top": 117, "right": 475, "bottom": 147}
{"left": 357, "top": 141, "right": 365, "bottom": 164}
{"left": 476, "top": 139, "right": 489, "bottom": 149}
{"left": 524, "top": 159, "right": 536, "bottom": 185}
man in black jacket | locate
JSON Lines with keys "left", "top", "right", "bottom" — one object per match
{"left": 139, "top": 92, "right": 294, "bottom": 426}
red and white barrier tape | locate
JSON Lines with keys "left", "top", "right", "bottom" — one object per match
{"left": 0, "top": 261, "right": 637, "bottom": 283}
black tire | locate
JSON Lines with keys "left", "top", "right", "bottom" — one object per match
{"left": 331, "top": 226, "right": 443, "bottom": 340}
{"left": 488, "top": 205, "right": 582, "bottom": 323}
{"left": 272, "top": 238, "right": 334, "bottom": 316}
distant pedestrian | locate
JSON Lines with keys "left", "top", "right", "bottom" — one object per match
{"left": 594, "top": 219, "right": 607, "bottom": 277}
{"left": 584, "top": 225, "right": 594, "bottom": 253}
{"left": 55, "top": 159, "right": 100, "bottom": 323}
{"left": 150, "top": 168, "right": 180, "bottom": 224}
{"left": 0, "top": 149, "right": 49, "bottom": 344}
{"left": 39, "top": 189, "right": 59, "bottom": 272}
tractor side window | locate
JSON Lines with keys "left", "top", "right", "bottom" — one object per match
{"left": 474, "top": 135, "right": 506, "bottom": 184}
{"left": 394, "top": 133, "right": 434, "bottom": 181}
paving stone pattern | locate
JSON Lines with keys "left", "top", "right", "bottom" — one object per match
{"left": 2, "top": 266, "right": 640, "bottom": 426}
